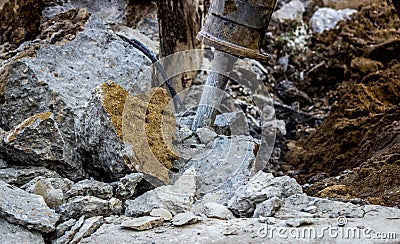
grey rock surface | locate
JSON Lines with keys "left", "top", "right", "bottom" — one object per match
{"left": 203, "top": 203, "right": 234, "bottom": 220}
{"left": 56, "top": 196, "right": 122, "bottom": 221}
{"left": 310, "top": 8, "right": 357, "bottom": 33}
{"left": 271, "top": 0, "right": 305, "bottom": 23}
{"left": 0, "top": 15, "right": 155, "bottom": 181}
{"left": 77, "top": 84, "right": 134, "bottom": 181}
{"left": 150, "top": 208, "right": 173, "bottom": 221}
{"left": 0, "top": 180, "right": 59, "bottom": 233}
{"left": 213, "top": 111, "right": 248, "bottom": 136}
{"left": 70, "top": 216, "right": 104, "bottom": 244}
{"left": 253, "top": 197, "right": 282, "bottom": 218}
{"left": 125, "top": 168, "right": 196, "bottom": 216}
{"left": 54, "top": 215, "right": 85, "bottom": 244}
{"left": 0, "top": 166, "right": 61, "bottom": 187}
{"left": 0, "top": 218, "right": 44, "bottom": 244}
{"left": 21, "top": 176, "right": 73, "bottom": 195}
{"left": 0, "top": 158, "right": 7, "bottom": 168}
{"left": 115, "top": 173, "right": 143, "bottom": 200}
{"left": 228, "top": 171, "right": 302, "bottom": 217}
{"left": 55, "top": 218, "right": 77, "bottom": 238}
{"left": 172, "top": 212, "right": 201, "bottom": 226}
{"left": 121, "top": 216, "right": 164, "bottom": 231}
{"left": 1, "top": 112, "right": 85, "bottom": 180}
{"left": 183, "top": 135, "right": 257, "bottom": 201}
{"left": 195, "top": 127, "right": 217, "bottom": 145}
{"left": 65, "top": 179, "right": 113, "bottom": 200}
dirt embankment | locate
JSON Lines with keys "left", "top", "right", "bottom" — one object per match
{"left": 286, "top": 1, "right": 400, "bottom": 207}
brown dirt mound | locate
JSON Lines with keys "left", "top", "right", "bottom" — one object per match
{"left": 286, "top": 1, "right": 400, "bottom": 207}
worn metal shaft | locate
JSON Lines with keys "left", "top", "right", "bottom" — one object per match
{"left": 191, "top": 50, "right": 237, "bottom": 131}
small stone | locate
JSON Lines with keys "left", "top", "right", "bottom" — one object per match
{"left": 228, "top": 171, "right": 302, "bottom": 217}
{"left": 0, "top": 158, "right": 8, "bottom": 168}
{"left": 125, "top": 168, "right": 196, "bottom": 216}
{"left": 0, "top": 218, "right": 44, "bottom": 244}
{"left": 258, "top": 216, "right": 277, "bottom": 224}
{"left": 196, "top": 128, "right": 217, "bottom": 145}
{"left": 54, "top": 216, "right": 85, "bottom": 244}
{"left": 33, "top": 179, "right": 64, "bottom": 209}
{"left": 150, "top": 208, "right": 173, "bottom": 221}
{"left": 203, "top": 203, "right": 234, "bottom": 220}
{"left": 70, "top": 216, "right": 104, "bottom": 243}
{"left": 56, "top": 219, "right": 77, "bottom": 238}
{"left": 0, "top": 180, "right": 59, "bottom": 233}
{"left": 213, "top": 112, "right": 247, "bottom": 136}
{"left": 56, "top": 196, "right": 122, "bottom": 221}
{"left": 286, "top": 218, "right": 314, "bottom": 227}
{"left": 0, "top": 166, "right": 60, "bottom": 187}
{"left": 271, "top": 0, "right": 305, "bottom": 23}
{"left": 115, "top": 173, "right": 143, "bottom": 200}
{"left": 301, "top": 205, "right": 317, "bottom": 214}
{"left": 253, "top": 197, "right": 282, "bottom": 218}
{"left": 172, "top": 212, "right": 201, "bottom": 226}
{"left": 66, "top": 179, "right": 113, "bottom": 200}
{"left": 310, "top": 8, "right": 357, "bottom": 33}
{"left": 121, "top": 216, "right": 164, "bottom": 231}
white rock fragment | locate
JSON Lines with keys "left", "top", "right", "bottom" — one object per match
{"left": 150, "top": 208, "right": 173, "bottom": 221}
{"left": 204, "top": 203, "right": 234, "bottom": 220}
{"left": 172, "top": 212, "right": 201, "bottom": 226}
{"left": 310, "top": 8, "right": 357, "bottom": 33}
{"left": 121, "top": 216, "right": 164, "bottom": 231}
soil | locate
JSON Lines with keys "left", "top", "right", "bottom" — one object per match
{"left": 281, "top": 1, "right": 400, "bottom": 207}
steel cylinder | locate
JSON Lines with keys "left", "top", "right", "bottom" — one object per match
{"left": 197, "top": 0, "right": 277, "bottom": 61}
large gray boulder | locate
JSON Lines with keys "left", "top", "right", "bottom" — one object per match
{"left": 0, "top": 14, "right": 154, "bottom": 180}
{"left": 0, "top": 180, "right": 59, "bottom": 233}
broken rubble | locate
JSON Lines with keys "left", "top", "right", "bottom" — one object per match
{"left": 203, "top": 203, "right": 234, "bottom": 220}
{"left": 228, "top": 171, "right": 302, "bottom": 217}
{"left": 172, "top": 212, "right": 201, "bottom": 227}
{"left": 70, "top": 216, "right": 104, "bottom": 244}
{"left": 183, "top": 135, "right": 257, "bottom": 200}
{"left": 0, "top": 15, "right": 157, "bottom": 181}
{"left": 115, "top": 173, "right": 143, "bottom": 200}
{"left": 0, "top": 166, "right": 61, "bottom": 187}
{"left": 213, "top": 111, "right": 248, "bottom": 136}
{"left": 54, "top": 215, "right": 85, "bottom": 244}
{"left": 125, "top": 168, "right": 196, "bottom": 216}
{"left": 121, "top": 216, "right": 164, "bottom": 231}
{"left": 0, "top": 218, "right": 44, "bottom": 244}
{"left": 253, "top": 197, "right": 282, "bottom": 218}
{"left": 150, "top": 208, "right": 173, "bottom": 221}
{"left": 0, "top": 159, "right": 7, "bottom": 168}
{"left": 33, "top": 180, "right": 64, "bottom": 209}
{"left": 0, "top": 180, "right": 59, "bottom": 233}
{"left": 56, "top": 218, "right": 77, "bottom": 238}
{"left": 195, "top": 127, "right": 217, "bottom": 145}
{"left": 56, "top": 196, "right": 122, "bottom": 221}
{"left": 0, "top": 112, "right": 85, "bottom": 180}
{"left": 310, "top": 8, "right": 357, "bottom": 33}
{"left": 271, "top": 0, "right": 305, "bottom": 23}
{"left": 65, "top": 179, "right": 113, "bottom": 200}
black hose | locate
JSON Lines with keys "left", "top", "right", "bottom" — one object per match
{"left": 117, "top": 34, "right": 186, "bottom": 112}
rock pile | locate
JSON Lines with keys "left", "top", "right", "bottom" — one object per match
{"left": 1, "top": 0, "right": 400, "bottom": 243}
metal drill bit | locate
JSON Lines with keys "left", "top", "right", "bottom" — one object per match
{"left": 191, "top": 50, "right": 237, "bottom": 131}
